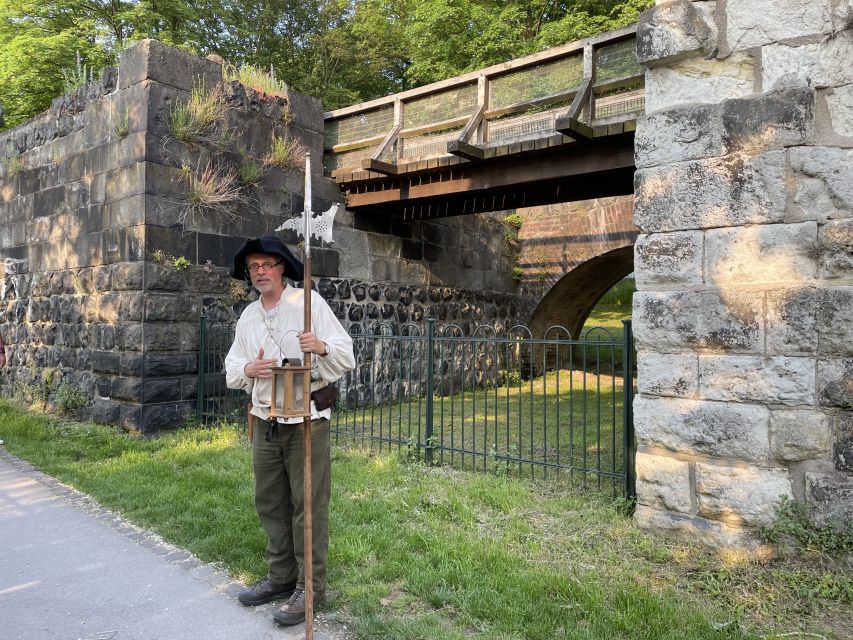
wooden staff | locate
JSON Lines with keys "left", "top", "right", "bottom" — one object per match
{"left": 302, "top": 152, "right": 314, "bottom": 640}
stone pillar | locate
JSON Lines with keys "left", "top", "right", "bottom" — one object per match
{"left": 633, "top": 0, "right": 853, "bottom": 545}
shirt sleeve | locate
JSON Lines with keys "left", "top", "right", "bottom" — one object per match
{"left": 311, "top": 291, "right": 355, "bottom": 383}
{"left": 225, "top": 311, "right": 255, "bottom": 394}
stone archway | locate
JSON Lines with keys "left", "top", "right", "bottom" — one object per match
{"left": 528, "top": 245, "right": 634, "bottom": 340}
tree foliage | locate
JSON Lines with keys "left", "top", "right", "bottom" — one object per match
{"left": 0, "top": 0, "right": 652, "bottom": 130}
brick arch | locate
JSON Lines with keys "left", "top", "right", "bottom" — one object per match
{"left": 516, "top": 196, "right": 638, "bottom": 338}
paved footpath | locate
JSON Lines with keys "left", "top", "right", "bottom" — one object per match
{"left": 0, "top": 450, "right": 347, "bottom": 640}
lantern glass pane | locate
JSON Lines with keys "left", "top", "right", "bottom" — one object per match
{"left": 293, "top": 373, "right": 305, "bottom": 411}
{"left": 274, "top": 372, "right": 286, "bottom": 411}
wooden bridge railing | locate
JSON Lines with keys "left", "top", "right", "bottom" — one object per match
{"left": 323, "top": 25, "right": 643, "bottom": 178}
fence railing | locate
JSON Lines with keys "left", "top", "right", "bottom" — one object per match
{"left": 198, "top": 317, "right": 636, "bottom": 496}
{"left": 324, "top": 25, "right": 644, "bottom": 175}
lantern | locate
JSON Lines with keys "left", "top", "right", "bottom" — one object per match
{"left": 269, "top": 360, "right": 312, "bottom": 419}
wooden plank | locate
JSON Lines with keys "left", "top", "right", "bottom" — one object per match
{"left": 521, "top": 139, "right": 536, "bottom": 153}
{"left": 372, "top": 124, "right": 401, "bottom": 161}
{"left": 607, "top": 122, "right": 625, "bottom": 136}
{"left": 361, "top": 158, "right": 399, "bottom": 175}
{"left": 329, "top": 135, "right": 384, "bottom": 154}
{"left": 447, "top": 139, "right": 485, "bottom": 160}
{"left": 623, "top": 120, "right": 637, "bottom": 132}
{"left": 458, "top": 105, "right": 485, "bottom": 143}
{"left": 554, "top": 116, "right": 594, "bottom": 140}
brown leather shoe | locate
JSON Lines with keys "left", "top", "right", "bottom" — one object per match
{"left": 237, "top": 577, "right": 297, "bottom": 606}
{"left": 272, "top": 587, "right": 326, "bottom": 626}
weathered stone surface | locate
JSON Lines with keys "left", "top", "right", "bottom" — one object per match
{"left": 144, "top": 293, "right": 199, "bottom": 322}
{"left": 634, "top": 505, "right": 750, "bottom": 548}
{"left": 118, "top": 40, "right": 222, "bottom": 91}
{"left": 634, "top": 396, "right": 770, "bottom": 463}
{"left": 634, "top": 151, "right": 786, "bottom": 232}
{"left": 818, "top": 287, "right": 853, "bottom": 355}
{"left": 826, "top": 83, "right": 853, "bottom": 138}
{"left": 805, "top": 472, "right": 853, "bottom": 528}
{"left": 761, "top": 33, "right": 853, "bottom": 90}
{"left": 633, "top": 290, "right": 763, "bottom": 353}
{"left": 724, "top": 0, "right": 835, "bottom": 55}
{"left": 636, "top": 451, "right": 692, "bottom": 513}
{"left": 699, "top": 355, "right": 816, "bottom": 405}
{"left": 635, "top": 105, "right": 726, "bottom": 169}
{"left": 818, "top": 358, "right": 853, "bottom": 408}
{"left": 644, "top": 53, "right": 755, "bottom": 115}
{"left": 819, "top": 219, "right": 853, "bottom": 278}
{"left": 637, "top": 351, "right": 698, "bottom": 398}
{"left": 696, "top": 462, "right": 792, "bottom": 526}
{"left": 634, "top": 231, "right": 703, "bottom": 287}
{"left": 722, "top": 89, "right": 815, "bottom": 151}
{"left": 770, "top": 409, "right": 832, "bottom": 462}
{"left": 790, "top": 147, "right": 853, "bottom": 221}
{"left": 835, "top": 412, "right": 853, "bottom": 472}
{"left": 704, "top": 222, "right": 818, "bottom": 286}
{"left": 636, "top": 0, "right": 717, "bottom": 66}
{"left": 766, "top": 287, "right": 819, "bottom": 355}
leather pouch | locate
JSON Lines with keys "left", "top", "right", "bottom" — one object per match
{"left": 311, "top": 384, "right": 338, "bottom": 411}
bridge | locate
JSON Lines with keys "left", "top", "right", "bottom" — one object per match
{"left": 323, "top": 26, "right": 643, "bottom": 220}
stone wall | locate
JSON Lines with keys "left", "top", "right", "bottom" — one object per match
{"left": 0, "top": 41, "right": 523, "bottom": 433}
{"left": 633, "top": 0, "right": 853, "bottom": 544}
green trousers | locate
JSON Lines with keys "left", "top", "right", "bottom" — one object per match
{"left": 252, "top": 417, "right": 330, "bottom": 592}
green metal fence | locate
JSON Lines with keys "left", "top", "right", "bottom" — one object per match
{"left": 198, "top": 316, "right": 636, "bottom": 496}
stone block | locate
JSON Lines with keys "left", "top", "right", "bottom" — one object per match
{"left": 819, "top": 219, "right": 853, "bottom": 279}
{"left": 635, "top": 451, "right": 692, "bottom": 513}
{"left": 761, "top": 33, "right": 853, "bottom": 91}
{"left": 196, "top": 233, "right": 246, "bottom": 269}
{"left": 634, "top": 396, "right": 770, "bottom": 463}
{"left": 636, "top": 0, "right": 716, "bottom": 67}
{"left": 634, "top": 231, "right": 703, "bottom": 287}
{"left": 634, "top": 505, "right": 750, "bottom": 548}
{"left": 637, "top": 350, "right": 698, "bottom": 398}
{"left": 141, "top": 378, "right": 182, "bottom": 403}
{"left": 145, "top": 263, "right": 186, "bottom": 291}
{"left": 699, "top": 355, "right": 816, "bottom": 406}
{"left": 644, "top": 53, "right": 755, "bottom": 115}
{"left": 635, "top": 105, "right": 726, "bottom": 169}
{"left": 790, "top": 147, "right": 853, "bottom": 221}
{"left": 724, "top": 0, "right": 835, "bottom": 55}
{"left": 112, "top": 262, "right": 144, "bottom": 291}
{"left": 704, "top": 222, "right": 818, "bottom": 286}
{"left": 818, "top": 358, "right": 853, "bottom": 408}
{"left": 826, "top": 83, "right": 853, "bottom": 138}
{"left": 633, "top": 290, "right": 763, "bottom": 353}
{"left": 766, "top": 287, "right": 819, "bottom": 355}
{"left": 142, "top": 323, "right": 182, "bottom": 351}
{"left": 722, "top": 89, "right": 815, "bottom": 151}
{"left": 696, "top": 462, "right": 792, "bottom": 526}
{"left": 112, "top": 376, "right": 143, "bottom": 402}
{"left": 91, "top": 350, "right": 120, "bottom": 374}
{"left": 145, "top": 294, "right": 200, "bottom": 322}
{"left": 281, "top": 88, "right": 324, "bottom": 135}
{"left": 104, "top": 162, "right": 145, "bottom": 201}
{"left": 835, "top": 412, "right": 853, "bottom": 472}
{"left": 120, "top": 353, "right": 145, "bottom": 377}
{"left": 118, "top": 40, "right": 222, "bottom": 91}
{"left": 139, "top": 401, "right": 194, "bottom": 433}
{"left": 818, "top": 287, "right": 853, "bottom": 356}
{"left": 634, "top": 151, "right": 786, "bottom": 232}
{"left": 770, "top": 409, "right": 832, "bottom": 463}
{"left": 187, "top": 267, "right": 230, "bottom": 294}
{"left": 145, "top": 353, "right": 196, "bottom": 376}
{"left": 805, "top": 472, "right": 853, "bottom": 528}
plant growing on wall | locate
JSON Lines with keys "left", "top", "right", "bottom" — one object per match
{"left": 168, "top": 78, "right": 229, "bottom": 149}
{"left": 61, "top": 50, "right": 94, "bottom": 94}
{"left": 177, "top": 161, "right": 247, "bottom": 228}
{"left": 223, "top": 62, "right": 288, "bottom": 96}
{"left": 263, "top": 134, "right": 307, "bottom": 172}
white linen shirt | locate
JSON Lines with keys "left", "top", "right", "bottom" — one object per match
{"left": 224, "top": 286, "right": 355, "bottom": 424}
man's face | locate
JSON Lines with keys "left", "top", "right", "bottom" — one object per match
{"left": 246, "top": 252, "right": 285, "bottom": 295}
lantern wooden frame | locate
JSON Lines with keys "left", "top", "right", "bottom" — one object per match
{"left": 269, "top": 363, "right": 312, "bottom": 419}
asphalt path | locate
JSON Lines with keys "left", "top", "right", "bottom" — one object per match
{"left": 0, "top": 450, "right": 344, "bottom": 640}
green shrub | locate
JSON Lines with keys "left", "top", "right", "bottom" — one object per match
{"left": 761, "top": 496, "right": 853, "bottom": 556}
{"left": 168, "top": 78, "right": 228, "bottom": 148}
{"left": 263, "top": 135, "right": 307, "bottom": 172}
{"left": 55, "top": 382, "right": 90, "bottom": 415}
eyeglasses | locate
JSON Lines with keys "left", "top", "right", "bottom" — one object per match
{"left": 246, "top": 259, "right": 283, "bottom": 274}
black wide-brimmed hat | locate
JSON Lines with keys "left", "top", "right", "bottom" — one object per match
{"left": 230, "top": 234, "right": 304, "bottom": 281}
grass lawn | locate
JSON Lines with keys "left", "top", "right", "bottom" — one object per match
{"left": 1, "top": 401, "right": 851, "bottom": 640}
